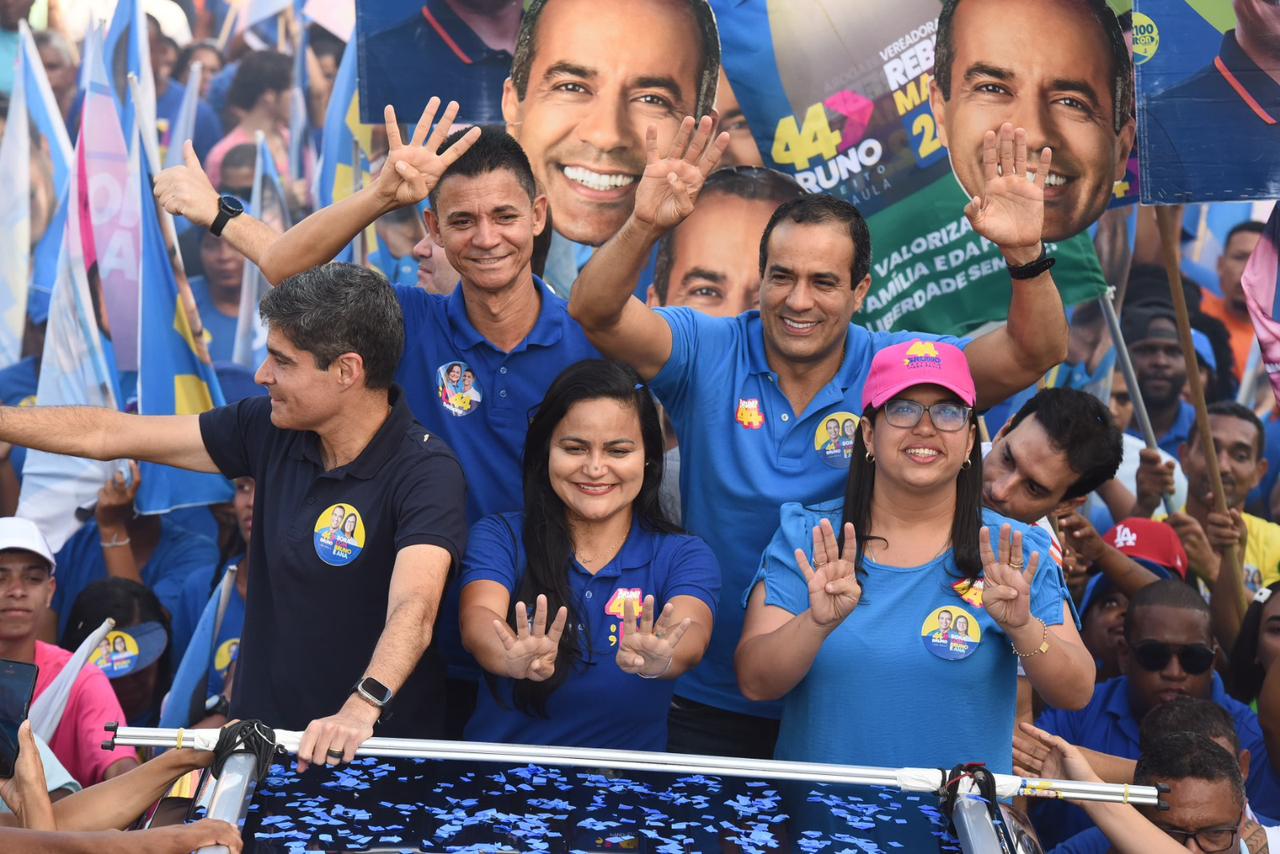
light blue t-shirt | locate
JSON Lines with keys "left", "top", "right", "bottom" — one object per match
{"left": 649, "top": 307, "right": 966, "bottom": 718}
{"left": 462, "top": 512, "right": 719, "bottom": 751}
{"left": 752, "top": 500, "right": 1073, "bottom": 771}
{"left": 189, "top": 275, "right": 240, "bottom": 364}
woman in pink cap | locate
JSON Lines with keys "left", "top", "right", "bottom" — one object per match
{"left": 736, "top": 340, "right": 1092, "bottom": 770}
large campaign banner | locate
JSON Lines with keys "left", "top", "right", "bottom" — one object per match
{"left": 713, "top": 0, "right": 1131, "bottom": 334}
{"left": 355, "top": 0, "right": 518, "bottom": 126}
{"left": 1135, "top": 0, "right": 1280, "bottom": 204}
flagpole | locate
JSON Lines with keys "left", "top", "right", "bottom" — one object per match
{"left": 351, "top": 137, "right": 367, "bottom": 268}
{"left": 215, "top": 7, "right": 238, "bottom": 52}
{"left": 1154, "top": 206, "right": 1246, "bottom": 640}
{"left": 127, "top": 74, "right": 212, "bottom": 365}
{"left": 1098, "top": 295, "right": 1175, "bottom": 517}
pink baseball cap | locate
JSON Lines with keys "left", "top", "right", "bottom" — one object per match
{"left": 862, "top": 340, "right": 976, "bottom": 410}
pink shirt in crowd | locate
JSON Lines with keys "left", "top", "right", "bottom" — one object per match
{"left": 33, "top": 641, "right": 137, "bottom": 786}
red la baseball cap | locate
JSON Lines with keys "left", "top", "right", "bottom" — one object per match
{"left": 1104, "top": 518, "right": 1188, "bottom": 579}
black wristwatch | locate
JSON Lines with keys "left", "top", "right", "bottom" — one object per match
{"left": 204, "top": 693, "right": 230, "bottom": 718}
{"left": 353, "top": 676, "right": 393, "bottom": 709}
{"left": 1006, "top": 244, "right": 1056, "bottom": 280}
{"left": 209, "top": 193, "right": 245, "bottom": 237}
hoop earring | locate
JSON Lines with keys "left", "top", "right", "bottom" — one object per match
{"left": 865, "top": 451, "right": 875, "bottom": 463}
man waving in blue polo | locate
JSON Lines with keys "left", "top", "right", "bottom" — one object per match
{"left": 569, "top": 116, "right": 1070, "bottom": 760}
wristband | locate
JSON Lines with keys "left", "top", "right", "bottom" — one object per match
{"left": 1007, "top": 245, "right": 1056, "bottom": 280}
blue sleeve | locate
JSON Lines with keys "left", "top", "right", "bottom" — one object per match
{"left": 870, "top": 328, "right": 971, "bottom": 352}
{"left": 147, "top": 527, "right": 221, "bottom": 618}
{"left": 1232, "top": 700, "right": 1280, "bottom": 819}
{"left": 648, "top": 307, "right": 738, "bottom": 420}
{"left": 461, "top": 514, "right": 522, "bottom": 593}
{"left": 191, "top": 102, "right": 224, "bottom": 163}
{"left": 1022, "top": 521, "right": 1074, "bottom": 630}
{"left": 746, "top": 502, "right": 834, "bottom": 616}
{"left": 1034, "top": 703, "right": 1080, "bottom": 744}
{"left": 658, "top": 535, "right": 720, "bottom": 615}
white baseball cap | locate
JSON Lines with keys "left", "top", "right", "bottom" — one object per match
{"left": 0, "top": 517, "right": 56, "bottom": 575}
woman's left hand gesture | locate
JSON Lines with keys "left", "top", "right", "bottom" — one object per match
{"left": 980, "top": 524, "right": 1041, "bottom": 630}
{"left": 616, "top": 595, "right": 692, "bottom": 679}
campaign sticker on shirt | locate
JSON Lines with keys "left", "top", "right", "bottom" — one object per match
{"left": 214, "top": 638, "right": 240, "bottom": 675}
{"left": 313, "top": 503, "right": 366, "bottom": 566}
{"left": 921, "top": 606, "right": 982, "bottom": 661}
{"left": 736, "top": 398, "right": 764, "bottom": 430}
{"left": 89, "top": 622, "right": 168, "bottom": 679}
{"left": 814, "top": 412, "right": 858, "bottom": 468}
{"left": 437, "top": 360, "right": 482, "bottom": 416}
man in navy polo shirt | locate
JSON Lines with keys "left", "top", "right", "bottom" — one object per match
{"left": 569, "top": 117, "right": 1070, "bottom": 758}
{"left": 1032, "top": 580, "right": 1280, "bottom": 848}
{"left": 0, "top": 264, "right": 468, "bottom": 769}
{"left": 154, "top": 100, "right": 600, "bottom": 733}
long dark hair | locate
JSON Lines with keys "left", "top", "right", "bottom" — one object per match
{"left": 840, "top": 402, "right": 984, "bottom": 581}
{"left": 1227, "top": 582, "right": 1280, "bottom": 704}
{"left": 507, "top": 360, "right": 678, "bottom": 717}
{"left": 62, "top": 578, "right": 173, "bottom": 714}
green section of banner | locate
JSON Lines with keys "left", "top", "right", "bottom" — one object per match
{"left": 1184, "top": 0, "right": 1235, "bottom": 33}
{"left": 858, "top": 175, "right": 1107, "bottom": 336}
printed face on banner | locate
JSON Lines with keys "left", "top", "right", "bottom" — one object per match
{"left": 501, "top": 0, "right": 713, "bottom": 247}
{"left": 929, "top": 0, "right": 1134, "bottom": 242}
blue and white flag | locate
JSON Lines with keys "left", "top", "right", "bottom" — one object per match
{"left": 288, "top": 22, "right": 311, "bottom": 186}
{"left": 0, "top": 32, "right": 31, "bottom": 368}
{"left": 162, "top": 62, "right": 203, "bottom": 171}
{"left": 233, "top": 133, "right": 291, "bottom": 369}
{"left": 135, "top": 152, "right": 234, "bottom": 515}
{"left": 314, "top": 35, "right": 371, "bottom": 263}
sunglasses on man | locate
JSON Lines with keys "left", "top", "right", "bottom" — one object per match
{"left": 1130, "top": 640, "right": 1216, "bottom": 675}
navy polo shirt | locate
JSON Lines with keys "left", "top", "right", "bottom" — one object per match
{"left": 1143, "top": 30, "right": 1280, "bottom": 202}
{"left": 650, "top": 307, "right": 964, "bottom": 718}
{"left": 199, "top": 387, "right": 468, "bottom": 736}
{"left": 462, "top": 512, "right": 719, "bottom": 750}
{"left": 360, "top": 0, "right": 511, "bottom": 126}
{"left": 1034, "top": 674, "right": 1280, "bottom": 848}
{"left": 394, "top": 280, "right": 600, "bottom": 677}
{"left": 1125, "top": 399, "right": 1195, "bottom": 459}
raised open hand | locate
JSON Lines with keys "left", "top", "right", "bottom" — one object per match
{"left": 492, "top": 594, "right": 568, "bottom": 682}
{"left": 616, "top": 595, "right": 692, "bottom": 678}
{"left": 632, "top": 115, "right": 730, "bottom": 232}
{"left": 980, "top": 524, "right": 1040, "bottom": 630}
{"left": 1015, "top": 722, "right": 1102, "bottom": 784}
{"left": 377, "top": 100, "right": 483, "bottom": 209}
{"left": 797, "top": 519, "right": 861, "bottom": 628}
{"left": 963, "top": 123, "right": 1051, "bottom": 259}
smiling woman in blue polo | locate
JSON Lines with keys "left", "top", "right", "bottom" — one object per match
{"left": 460, "top": 360, "right": 718, "bottom": 749}
{"left": 736, "top": 341, "right": 1093, "bottom": 772}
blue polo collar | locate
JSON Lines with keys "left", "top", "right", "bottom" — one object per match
{"left": 744, "top": 312, "right": 864, "bottom": 394}
{"left": 570, "top": 517, "right": 654, "bottom": 580}
{"left": 444, "top": 276, "right": 566, "bottom": 353}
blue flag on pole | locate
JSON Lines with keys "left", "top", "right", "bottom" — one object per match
{"left": 315, "top": 36, "right": 371, "bottom": 263}
{"left": 135, "top": 152, "right": 234, "bottom": 514}
{"left": 0, "top": 33, "right": 31, "bottom": 368}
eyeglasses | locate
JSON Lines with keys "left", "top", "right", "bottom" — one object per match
{"left": 1131, "top": 640, "right": 1217, "bottom": 675}
{"left": 1153, "top": 811, "right": 1242, "bottom": 853}
{"left": 882, "top": 399, "right": 972, "bottom": 432}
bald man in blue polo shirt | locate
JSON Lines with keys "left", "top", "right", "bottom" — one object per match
{"left": 155, "top": 100, "right": 601, "bottom": 734}
{"left": 569, "top": 116, "right": 1071, "bottom": 758}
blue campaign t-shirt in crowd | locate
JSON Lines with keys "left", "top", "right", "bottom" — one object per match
{"left": 648, "top": 307, "right": 966, "bottom": 719}
{"left": 393, "top": 280, "right": 600, "bottom": 677}
{"left": 154, "top": 80, "right": 223, "bottom": 162}
{"left": 189, "top": 276, "right": 240, "bottom": 364}
{"left": 52, "top": 518, "right": 221, "bottom": 638}
{"left": 753, "top": 501, "right": 1072, "bottom": 771}
{"left": 170, "top": 561, "right": 245, "bottom": 700}
{"left": 462, "top": 512, "right": 719, "bottom": 751}
{"left": 1034, "top": 673, "right": 1280, "bottom": 847}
